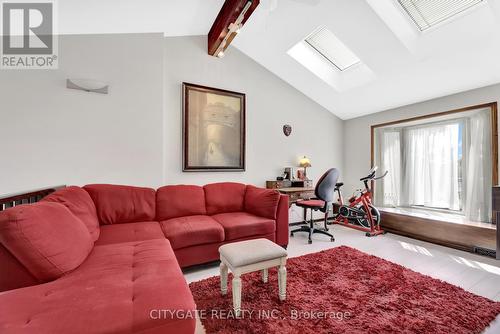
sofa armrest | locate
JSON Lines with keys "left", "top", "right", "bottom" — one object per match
{"left": 275, "top": 194, "right": 289, "bottom": 247}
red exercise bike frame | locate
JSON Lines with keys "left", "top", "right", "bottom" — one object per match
{"left": 330, "top": 167, "right": 388, "bottom": 237}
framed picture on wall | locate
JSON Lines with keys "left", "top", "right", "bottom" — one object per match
{"left": 182, "top": 82, "right": 246, "bottom": 171}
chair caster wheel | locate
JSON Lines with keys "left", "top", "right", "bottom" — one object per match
{"left": 365, "top": 232, "right": 372, "bottom": 237}
{"left": 330, "top": 237, "right": 335, "bottom": 242}
{"left": 308, "top": 240, "right": 312, "bottom": 244}
{"left": 290, "top": 232, "right": 294, "bottom": 237}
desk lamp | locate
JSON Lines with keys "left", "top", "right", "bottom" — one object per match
{"left": 299, "top": 156, "right": 311, "bottom": 180}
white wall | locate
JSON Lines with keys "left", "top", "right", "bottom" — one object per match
{"left": 0, "top": 33, "right": 343, "bottom": 200}
{"left": 4, "top": 31, "right": 498, "bottom": 219}
{"left": 0, "top": 34, "right": 165, "bottom": 194}
{"left": 343, "top": 83, "right": 500, "bottom": 195}
{"left": 163, "top": 36, "right": 343, "bottom": 187}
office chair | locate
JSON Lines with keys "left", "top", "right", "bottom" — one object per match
{"left": 290, "top": 168, "right": 339, "bottom": 244}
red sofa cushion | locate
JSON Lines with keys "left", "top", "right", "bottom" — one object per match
{"left": 174, "top": 233, "right": 276, "bottom": 268}
{"left": 84, "top": 184, "right": 156, "bottom": 224}
{"left": 160, "top": 215, "right": 224, "bottom": 250}
{"left": 0, "top": 239, "right": 196, "bottom": 334}
{"left": 95, "top": 221, "right": 164, "bottom": 246}
{"left": 204, "top": 182, "right": 246, "bottom": 215}
{"left": 211, "top": 212, "right": 276, "bottom": 240}
{"left": 42, "top": 186, "right": 100, "bottom": 241}
{"left": 156, "top": 185, "right": 206, "bottom": 220}
{"left": 0, "top": 244, "right": 37, "bottom": 292}
{"left": 0, "top": 202, "right": 93, "bottom": 282}
{"left": 244, "top": 185, "right": 281, "bottom": 219}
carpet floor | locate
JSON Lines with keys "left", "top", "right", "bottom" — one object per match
{"left": 189, "top": 246, "right": 500, "bottom": 334}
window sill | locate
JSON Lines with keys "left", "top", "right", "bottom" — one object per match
{"left": 379, "top": 206, "right": 495, "bottom": 230}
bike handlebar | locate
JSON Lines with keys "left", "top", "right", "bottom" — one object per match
{"left": 360, "top": 166, "right": 388, "bottom": 182}
{"left": 361, "top": 168, "right": 388, "bottom": 193}
{"left": 373, "top": 170, "right": 388, "bottom": 180}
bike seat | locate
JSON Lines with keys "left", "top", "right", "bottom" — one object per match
{"left": 335, "top": 182, "right": 344, "bottom": 187}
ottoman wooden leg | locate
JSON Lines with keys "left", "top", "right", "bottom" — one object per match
{"left": 262, "top": 268, "right": 268, "bottom": 283}
{"left": 220, "top": 262, "right": 228, "bottom": 295}
{"left": 232, "top": 274, "right": 242, "bottom": 317}
{"left": 278, "top": 265, "right": 287, "bottom": 301}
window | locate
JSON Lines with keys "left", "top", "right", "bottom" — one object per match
{"left": 404, "top": 121, "right": 463, "bottom": 211}
{"left": 398, "top": 0, "right": 484, "bottom": 31}
{"left": 304, "top": 27, "right": 361, "bottom": 71}
{"left": 378, "top": 121, "right": 463, "bottom": 211}
{"left": 373, "top": 105, "right": 495, "bottom": 223}
{"left": 287, "top": 26, "right": 374, "bottom": 93}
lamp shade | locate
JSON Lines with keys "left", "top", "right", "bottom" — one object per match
{"left": 299, "top": 156, "right": 311, "bottom": 168}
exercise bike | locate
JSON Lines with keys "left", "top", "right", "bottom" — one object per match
{"left": 330, "top": 166, "right": 388, "bottom": 237}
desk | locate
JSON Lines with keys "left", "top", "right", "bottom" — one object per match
{"left": 276, "top": 187, "right": 315, "bottom": 223}
{"left": 277, "top": 187, "right": 315, "bottom": 207}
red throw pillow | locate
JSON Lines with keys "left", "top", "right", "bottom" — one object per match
{"left": 244, "top": 185, "right": 280, "bottom": 219}
{"left": 0, "top": 202, "right": 93, "bottom": 282}
{"left": 156, "top": 185, "right": 206, "bottom": 220}
{"left": 42, "top": 186, "right": 100, "bottom": 241}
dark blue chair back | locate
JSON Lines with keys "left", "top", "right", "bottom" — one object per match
{"left": 315, "top": 168, "right": 340, "bottom": 203}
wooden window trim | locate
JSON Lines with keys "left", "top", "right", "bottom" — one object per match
{"left": 370, "top": 102, "right": 498, "bottom": 187}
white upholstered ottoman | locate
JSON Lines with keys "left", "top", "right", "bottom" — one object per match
{"left": 219, "top": 238, "right": 288, "bottom": 316}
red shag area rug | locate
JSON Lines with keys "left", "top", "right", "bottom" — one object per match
{"left": 189, "top": 246, "right": 500, "bottom": 334}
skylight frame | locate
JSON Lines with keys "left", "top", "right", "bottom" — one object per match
{"left": 398, "top": 0, "right": 485, "bottom": 31}
{"left": 304, "top": 26, "right": 361, "bottom": 72}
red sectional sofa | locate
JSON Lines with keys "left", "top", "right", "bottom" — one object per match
{"left": 0, "top": 182, "right": 289, "bottom": 334}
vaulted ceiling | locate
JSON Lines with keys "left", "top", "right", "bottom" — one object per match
{"left": 59, "top": 0, "right": 500, "bottom": 119}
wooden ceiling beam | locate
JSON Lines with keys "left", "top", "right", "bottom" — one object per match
{"left": 208, "top": 0, "right": 260, "bottom": 57}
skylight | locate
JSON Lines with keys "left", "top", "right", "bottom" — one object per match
{"left": 304, "top": 27, "right": 361, "bottom": 71}
{"left": 398, "top": 0, "right": 484, "bottom": 31}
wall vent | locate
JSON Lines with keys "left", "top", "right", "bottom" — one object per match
{"left": 473, "top": 246, "right": 496, "bottom": 258}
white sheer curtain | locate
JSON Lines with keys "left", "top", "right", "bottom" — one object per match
{"left": 379, "top": 129, "right": 401, "bottom": 207}
{"left": 464, "top": 109, "right": 492, "bottom": 222}
{"left": 404, "top": 122, "right": 460, "bottom": 211}
{"left": 375, "top": 109, "right": 493, "bottom": 222}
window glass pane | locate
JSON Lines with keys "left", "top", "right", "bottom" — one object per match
{"left": 405, "top": 122, "right": 461, "bottom": 211}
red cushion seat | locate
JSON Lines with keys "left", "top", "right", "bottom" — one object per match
{"left": 296, "top": 199, "right": 325, "bottom": 208}
{"left": 211, "top": 212, "right": 275, "bottom": 241}
{"left": 0, "top": 239, "right": 196, "bottom": 334}
{"left": 159, "top": 215, "right": 224, "bottom": 250}
{"left": 95, "top": 221, "right": 164, "bottom": 246}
